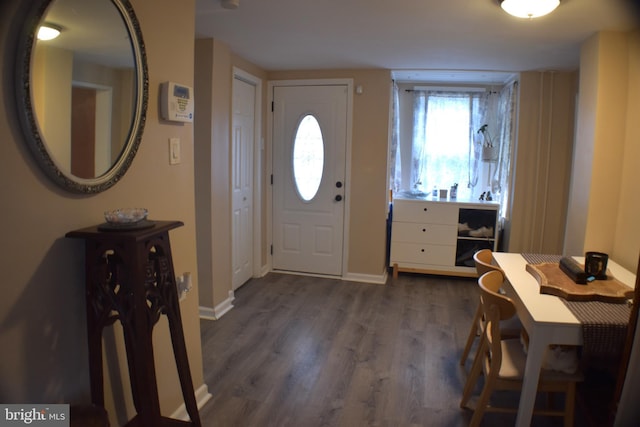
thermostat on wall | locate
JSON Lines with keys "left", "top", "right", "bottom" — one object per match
{"left": 160, "top": 82, "right": 194, "bottom": 123}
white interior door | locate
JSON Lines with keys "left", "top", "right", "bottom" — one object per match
{"left": 231, "top": 76, "right": 255, "bottom": 289}
{"left": 272, "top": 84, "right": 348, "bottom": 276}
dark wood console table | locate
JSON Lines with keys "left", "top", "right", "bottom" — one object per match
{"left": 66, "top": 220, "right": 201, "bottom": 427}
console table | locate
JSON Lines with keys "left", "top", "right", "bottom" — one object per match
{"left": 390, "top": 196, "right": 499, "bottom": 278}
{"left": 66, "top": 220, "right": 201, "bottom": 427}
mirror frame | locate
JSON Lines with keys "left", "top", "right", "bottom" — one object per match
{"left": 15, "top": 0, "right": 148, "bottom": 194}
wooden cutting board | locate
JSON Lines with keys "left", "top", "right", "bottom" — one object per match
{"left": 526, "top": 262, "right": 634, "bottom": 303}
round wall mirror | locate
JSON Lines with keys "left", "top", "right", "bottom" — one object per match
{"left": 16, "top": 0, "right": 148, "bottom": 194}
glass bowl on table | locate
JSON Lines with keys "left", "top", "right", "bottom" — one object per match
{"left": 101, "top": 208, "right": 153, "bottom": 230}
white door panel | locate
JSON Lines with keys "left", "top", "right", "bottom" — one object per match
{"left": 232, "top": 77, "right": 255, "bottom": 289}
{"left": 272, "top": 85, "right": 348, "bottom": 276}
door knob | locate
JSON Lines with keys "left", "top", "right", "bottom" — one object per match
{"left": 336, "top": 181, "right": 343, "bottom": 188}
{"left": 335, "top": 195, "right": 343, "bottom": 202}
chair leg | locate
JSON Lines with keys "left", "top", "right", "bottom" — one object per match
{"left": 460, "top": 336, "right": 486, "bottom": 409}
{"left": 460, "top": 303, "right": 482, "bottom": 366}
{"left": 564, "top": 383, "right": 576, "bottom": 427}
{"left": 469, "top": 377, "right": 494, "bottom": 427}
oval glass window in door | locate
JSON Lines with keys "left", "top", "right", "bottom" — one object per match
{"left": 293, "top": 114, "right": 324, "bottom": 201}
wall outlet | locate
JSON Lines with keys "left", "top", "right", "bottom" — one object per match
{"left": 176, "top": 272, "right": 192, "bottom": 301}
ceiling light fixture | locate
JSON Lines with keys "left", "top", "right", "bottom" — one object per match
{"left": 500, "top": 0, "right": 560, "bottom": 19}
{"left": 37, "top": 24, "right": 62, "bottom": 40}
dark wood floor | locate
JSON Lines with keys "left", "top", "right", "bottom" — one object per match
{"left": 198, "top": 272, "right": 614, "bottom": 426}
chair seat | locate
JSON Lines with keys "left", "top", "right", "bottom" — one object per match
{"left": 498, "top": 338, "right": 583, "bottom": 382}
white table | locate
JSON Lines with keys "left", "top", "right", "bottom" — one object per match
{"left": 492, "top": 252, "right": 636, "bottom": 427}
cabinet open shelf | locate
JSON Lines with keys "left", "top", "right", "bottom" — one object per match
{"left": 455, "top": 207, "right": 497, "bottom": 267}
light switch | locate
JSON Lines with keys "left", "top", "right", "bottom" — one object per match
{"left": 169, "top": 138, "right": 181, "bottom": 165}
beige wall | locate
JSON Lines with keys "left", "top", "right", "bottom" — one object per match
{"left": 194, "top": 38, "right": 237, "bottom": 312}
{"left": 32, "top": 44, "right": 73, "bottom": 170}
{"left": 564, "top": 37, "right": 598, "bottom": 258}
{"left": 563, "top": 31, "right": 640, "bottom": 424}
{"left": 195, "top": 39, "right": 270, "bottom": 313}
{"left": 0, "top": 0, "right": 204, "bottom": 424}
{"left": 33, "top": 44, "right": 135, "bottom": 174}
{"left": 614, "top": 30, "right": 640, "bottom": 270}
{"left": 566, "top": 31, "right": 640, "bottom": 271}
{"left": 608, "top": 30, "right": 640, "bottom": 426}
{"left": 507, "top": 71, "right": 578, "bottom": 254}
{"left": 583, "top": 33, "right": 629, "bottom": 257}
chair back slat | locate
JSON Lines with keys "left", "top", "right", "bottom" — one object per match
{"left": 484, "top": 304, "right": 503, "bottom": 377}
{"left": 478, "top": 270, "right": 516, "bottom": 321}
{"left": 473, "top": 249, "right": 503, "bottom": 276}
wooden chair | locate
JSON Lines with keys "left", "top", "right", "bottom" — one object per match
{"left": 473, "top": 248, "right": 501, "bottom": 276}
{"left": 461, "top": 270, "right": 583, "bottom": 427}
{"left": 459, "top": 249, "right": 521, "bottom": 368}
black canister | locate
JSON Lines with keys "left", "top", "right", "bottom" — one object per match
{"left": 585, "top": 251, "right": 608, "bottom": 280}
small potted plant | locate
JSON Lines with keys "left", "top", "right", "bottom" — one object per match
{"left": 478, "top": 124, "right": 498, "bottom": 162}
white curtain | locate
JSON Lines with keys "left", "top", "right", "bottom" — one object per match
{"left": 469, "top": 93, "right": 490, "bottom": 194}
{"left": 494, "top": 81, "right": 518, "bottom": 219}
{"left": 410, "top": 91, "right": 488, "bottom": 200}
{"left": 389, "top": 81, "right": 401, "bottom": 193}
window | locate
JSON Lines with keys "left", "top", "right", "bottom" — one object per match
{"left": 411, "top": 92, "right": 483, "bottom": 200}
{"left": 293, "top": 114, "right": 324, "bottom": 201}
{"left": 390, "top": 82, "right": 518, "bottom": 219}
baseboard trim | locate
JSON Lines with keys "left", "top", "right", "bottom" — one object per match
{"left": 198, "top": 306, "right": 217, "bottom": 320}
{"left": 271, "top": 269, "right": 388, "bottom": 285}
{"left": 169, "top": 383, "right": 212, "bottom": 421}
{"left": 343, "top": 270, "right": 388, "bottom": 285}
{"left": 260, "top": 264, "right": 270, "bottom": 277}
{"left": 199, "top": 291, "right": 235, "bottom": 320}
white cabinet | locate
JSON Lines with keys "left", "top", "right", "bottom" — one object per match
{"left": 390, "top": 197, "right": 499, "bottom": 278}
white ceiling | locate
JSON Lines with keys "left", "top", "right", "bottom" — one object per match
{"left": 195, "top": 0, "right": 639, "bottom": 83}
{"left": 42, "top": 0, "right": 134, "bottom": 68}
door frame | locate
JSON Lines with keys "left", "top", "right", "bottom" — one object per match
{"left": 267, "top": 78, "right": 354, "bottom": 278}
{"left": 232, "top": 67, "right": 263, "bottom": 279}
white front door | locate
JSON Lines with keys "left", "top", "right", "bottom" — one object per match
{"left": 231, "top": 76, "right": 255, "bottom": 289}
{"left": 272, "top": 84, "right": 348, "bottom": 276}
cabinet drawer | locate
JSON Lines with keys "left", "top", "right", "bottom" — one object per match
{"left": 390, "top": 242, "right": 455, "bottom": 266}
{"left": 393, "top": 200, "right": 457, "bottom": 224}
{"left": 392, "top": 222, "right": 456, "bottom": 245}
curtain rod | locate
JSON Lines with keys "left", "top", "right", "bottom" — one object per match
{"left": 409, "top": 85, "right": 487, "bottom": 93}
